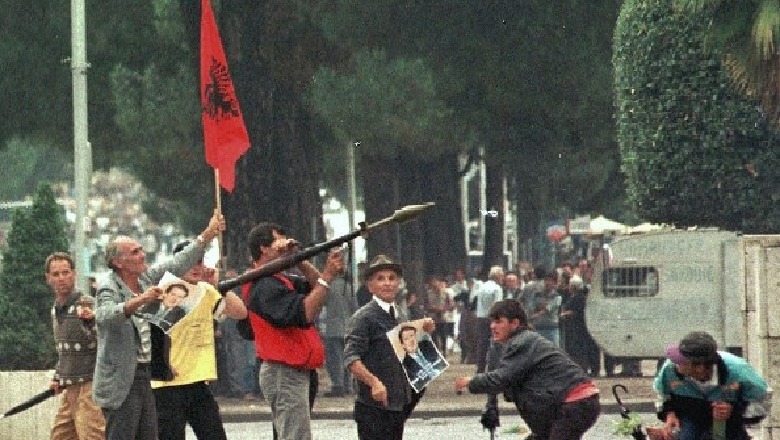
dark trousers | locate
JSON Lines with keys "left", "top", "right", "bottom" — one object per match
{"left": 432, "top": 322, "right": 454, "bottom": 355}
{"left": 354, "top": 392, "right": 422, "bottom": 440}
{"left": 525, "top": 394, "right": 601, "bottom": 440}
{"left": 153, "top": 381, "right": 227, "bottom": 440}
{"left": 324, "top": 336, "right": 350, "bottom": 391}
{"left": 355, "top": 403, "right": 407, "bottom": 440}
{"left": 475, "top": 318, "right": 492, "bottom": 373}
{"left": 102, "top": 364, "right": 158, "bottom": 440}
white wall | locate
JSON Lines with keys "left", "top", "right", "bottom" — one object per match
{"left": 0, "top": 371, "right": 57, "bottom": 440}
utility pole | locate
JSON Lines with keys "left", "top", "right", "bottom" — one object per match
{"left": 72, "top": 0, "right": 92, "bottom": 294}
{"left": 346, "top": 142, "right": 358, "bottom": 282}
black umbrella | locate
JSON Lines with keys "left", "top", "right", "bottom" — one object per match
{"left": 1, "top": 389, "right": 56, "bottom": 419}
{"left": 480, "top": 405, "right": 499, "bottom": 440}
{"left": 612, "top": 384, "right": 647, "bottom": 440}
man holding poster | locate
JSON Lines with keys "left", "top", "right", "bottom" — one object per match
{"left": 92, "top": 210, "right": 225, "bottom": 440}
{"left": 150, "top": 241, "right": 247, "bottom": 440}
{"left": 344, "top": 255, "right": 436, "bottom": 440}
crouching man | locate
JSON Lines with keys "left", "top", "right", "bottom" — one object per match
{"left": 455, "top": 299, "right": 600, "bottom": 440}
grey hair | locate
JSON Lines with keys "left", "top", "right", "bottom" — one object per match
{"left": 105, "top": 236, "right": 132, "bottom": 271}
{"left": 488, "top": 265, "right": 504, "bottom": 280}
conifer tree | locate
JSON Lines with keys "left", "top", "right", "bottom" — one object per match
{"left": 0, "top": 183, "right": 69, "bottom": 369}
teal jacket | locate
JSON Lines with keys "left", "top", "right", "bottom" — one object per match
{"left": 654, "top": 351, "right": 767, "bottom": 403}
{"left": 653, "top": 351, "right": 768, "bottom": 439}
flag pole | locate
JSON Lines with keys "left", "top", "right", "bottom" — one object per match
{"left": 214, "top": 168, "right": 226, "bottom": 271}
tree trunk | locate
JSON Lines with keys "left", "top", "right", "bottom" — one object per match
{"left": 181, "top": 0, "right": 329, "bottom": 269}
{"left": 481, "top": 159, "right": 505, "bottom": 277}
{"left": 416, "top": 153, "right": 467, "bottom": 277}
{"left": 360, "top": 153, "right": 400, "bottom": 263}
{"left": 361, "top": 152, "right": 466, "bottom": 295}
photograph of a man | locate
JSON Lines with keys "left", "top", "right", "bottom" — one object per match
{"left": 142, "top": 282, "right": 190, "bottom": 332}
{"left": 398, "top": 325, "right": 448, "bottom": 392}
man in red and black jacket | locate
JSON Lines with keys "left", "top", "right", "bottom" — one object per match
{"left": 244, "top": 222, "right": 343, "bottom": 440}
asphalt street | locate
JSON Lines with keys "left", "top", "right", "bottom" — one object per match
{"left": 188, "top": 412, "right": 660, "bottom": 439}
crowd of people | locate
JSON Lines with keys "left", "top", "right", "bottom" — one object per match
{"left": 42, "top": 211, "right": 770, "bottom": 439}
{"left": 376, "top": 259, "right": 603, "bottom": 378}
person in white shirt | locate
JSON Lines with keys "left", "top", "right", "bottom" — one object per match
{"left": 473, "top": 266, "right": 503, "bottom": 373}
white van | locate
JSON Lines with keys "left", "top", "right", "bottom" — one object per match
{"left": 585, "top": 229, "right": 743, "bottom": 359}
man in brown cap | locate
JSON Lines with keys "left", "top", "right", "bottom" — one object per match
{"left": 344, "top": 255, "right": 435, "bottom": 440}
{"left": 653, "top": 331, "right": 769, "bottom": 440}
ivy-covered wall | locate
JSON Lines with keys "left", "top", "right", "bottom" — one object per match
{"left": 614, "top": 0, "right": 780, "bottom": 233}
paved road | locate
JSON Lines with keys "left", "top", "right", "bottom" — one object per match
{"left": 188, "top": 412, "right": 659, "bottom": 439}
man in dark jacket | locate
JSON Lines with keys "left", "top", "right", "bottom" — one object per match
{"left": 344, "top": 255, "right": 435, "bottom": 440}
{"left": 455, "top": 299, "right": 600, "bottom": 440}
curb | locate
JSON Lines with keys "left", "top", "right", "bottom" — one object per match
{"left": 220, "top": 400, "right": 657, "bottom": 424}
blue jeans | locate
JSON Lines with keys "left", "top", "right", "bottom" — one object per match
{"left": 223, "top": 321, "right": 257, "bottom": 395}
{"left": 677, "top": 416, "right": 750, "bottom": 440}
{"left": 241, "top": 341, "right": 258, "bottom": 394}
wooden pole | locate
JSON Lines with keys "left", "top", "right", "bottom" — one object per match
{"left": 214, "top": 169, "right": 226, "bottom": 271}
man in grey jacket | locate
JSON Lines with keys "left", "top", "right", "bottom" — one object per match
{"left": 92, "top": 210, "right": 225, "bottom": 440}
{"left": 322, "top": 267, "right": 357, "bottom": 397}
{"left": 455, "top": 300, "right": 600, "bottom": 440}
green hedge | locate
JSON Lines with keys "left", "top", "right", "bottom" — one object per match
{"left": 614, "top": 0, "right": 780, "bottom": 232}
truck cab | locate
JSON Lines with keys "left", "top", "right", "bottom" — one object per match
{"left": 586, "top": 229, "right": 743, "bottom": 360}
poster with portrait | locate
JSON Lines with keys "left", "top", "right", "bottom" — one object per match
{"left": 387, "top": 319, "right": 449, "bottom": 392}
{"left": 138, "top": 272, "right": 205, "bottom": 333}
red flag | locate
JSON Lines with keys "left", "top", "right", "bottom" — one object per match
{"left": 200, "top": 0, "right": 250, "bottom": 192}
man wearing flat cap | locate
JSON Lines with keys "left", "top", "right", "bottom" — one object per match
{"left": 344, "top": 255, "right": 436, "bottom": 440}
{"left": 653, "top": 331, "right": 769, "bottom": 440}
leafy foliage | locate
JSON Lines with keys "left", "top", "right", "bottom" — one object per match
{"left": 0, "top": 0, "right": 71, "bottom": 147}
{"left": 0, "top": 137, "right": 73, "bottom": 202}
{"left": 109, "top": 0, "right": 212, "bottom": 234}
{"left": 0, "top": 184, "right": 69, "bottom": 369}
{"left": 110, "top": 61, "right": 212, "bottom": 233}
{"left": 307, "top": 49, "right": 456, "bottom": 160}
{"left": 675, "top": 0, "right": 780, "bottom": 127}
{"left": 304, "top": 0, "right": 625, "bottom": 265}
{"left": 612, "top": 413, "right": 644, "bottom": 436}
{"left": 614, "top": 0, "right": 780, "bottom": 232}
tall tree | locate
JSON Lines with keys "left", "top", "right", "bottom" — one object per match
{"left": 111, "top": 0, "right": 335, "bottom": 264}
{"left": 180, "top": 0, "right": 337, "bottom": 267}
{"left": 0, "top": 0, "right": 70, "bottom": 147}
{"left": 307, "top": 49, "right": 464, "bottom": 288}
{"left": 0, "top": 184, "right": 69, "bottom": 368}
{"left": 304, "top": 0, "right": 625, "bottom": 268}
{"left": 0, "top": 138, "right": 72, "bottom": 202}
